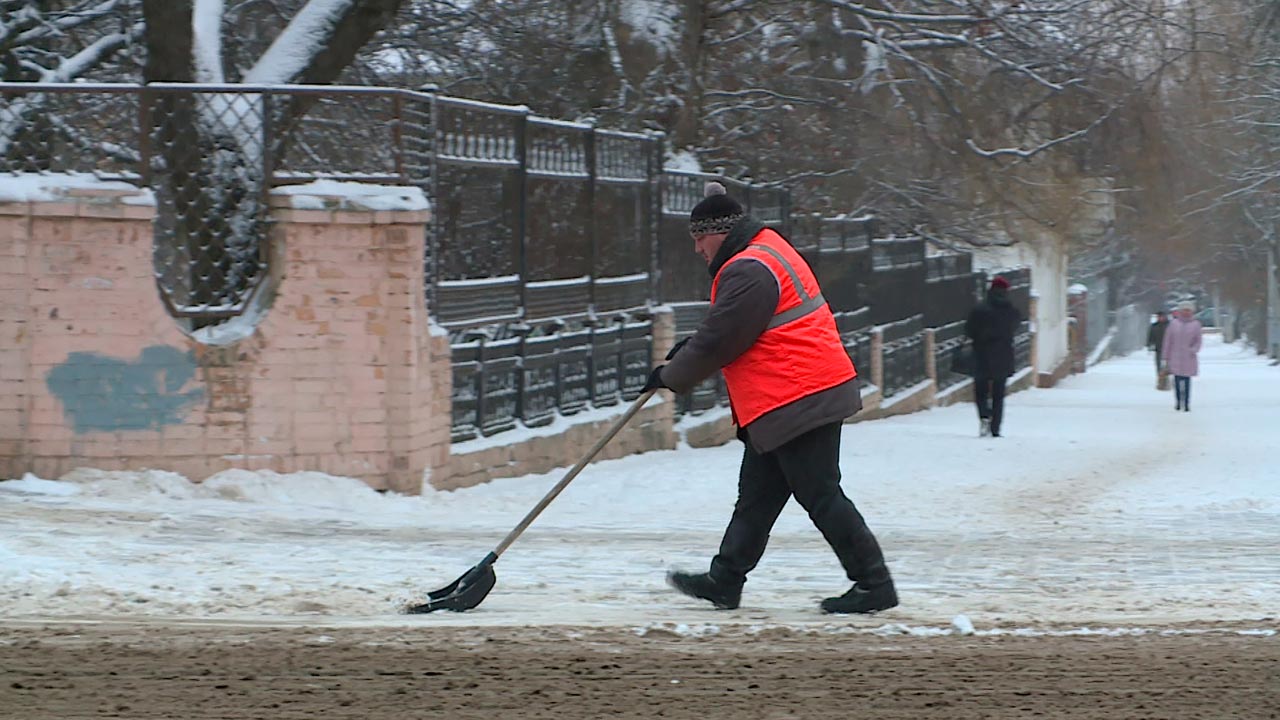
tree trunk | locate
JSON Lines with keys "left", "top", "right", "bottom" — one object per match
{"left": 672, "top": 0, "right": 708, "bottom": 151}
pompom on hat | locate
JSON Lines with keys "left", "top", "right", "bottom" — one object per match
{"left": 689, "top": 181, "right": 744, "bottom": 236}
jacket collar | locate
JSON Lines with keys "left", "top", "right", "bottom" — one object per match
{"left": 709, "top": 216, "right": 767, "bottom": 277}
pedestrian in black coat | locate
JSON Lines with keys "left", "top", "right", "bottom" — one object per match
{"left": 964, "top": 276, "right": 1024, "bottom": 437}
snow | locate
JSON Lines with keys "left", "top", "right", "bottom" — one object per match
{"left": 1069, "top": 283, "right": 1089, "bottom": 295}
{"left": 664, "top": 147, "right": 701, "bottom": 174}
{"left": 192, "top": 0, "right": 226, "bottom": 84}
{"left": 244, "top": 0, "right": 356, "bottom": 84}
{"left": 188, "top": 280, "right": 273, "bottom": 346}
{"left": 0, "top": 172, "right": 154, "bottom": 204}
{"left": 619, "top": 0, "right": 679, "bottom": 56}
{"left": 2, "top": 337, "right": 1278, "bottom": 633}
{"left": 526, "top": 275, "right": 589, "bottom": 289}
{"left": 1087, "top": 327, "right": 1117, "bottom": 366}
{"left": 0, "top": 22, "right": 143, "bottom": 155}
{"left": 452, "top": 394, "right": 666, "bottom": 455}
{"left": 438, "top": 274, "right": 520, "bottom": 288}
{"left": 595, "top": 272, "right": 649, "bottom": 285}
{"left": 273, "top": 180, "right": 430, "bottom": 212}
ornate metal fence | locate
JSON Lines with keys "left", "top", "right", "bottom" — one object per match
{"left": 933, "top": 319, "right": 970, "bottom": 391}
{"left": 1014, "top": 321, "right": 1033, "bottom": 372}
{"left": 881, "top": 314, "right": 927, "bottom": 397}
{"left": 867, "top": 236, "right": 926, "bottom": 326}
{"left": 428, "top": 99, "right": 663, "bottom": 441}
{"left": 923, "top": 253, "right": 976, "bottom": 328}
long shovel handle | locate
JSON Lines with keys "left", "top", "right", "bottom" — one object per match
{"left": 491, "top": 389, "right": 656, "bottom": 558}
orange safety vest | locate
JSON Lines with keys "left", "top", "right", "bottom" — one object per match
{"left": 711, "top": 228, "right": 856, "bottom": 427}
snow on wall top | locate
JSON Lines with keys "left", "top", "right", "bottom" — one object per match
{"left": 0, "top": 172, "right": 155, "bottom": 205}
{"left": 272, "top": 180, "right": 430, "bottom": 212}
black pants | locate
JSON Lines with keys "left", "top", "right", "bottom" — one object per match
{"left": 710, "top": 422, "right": 889, "bottom": 588}
{"left": 1154, "top": 350, "right": 1163, "bottom": 372}
{"left": 1174, "top": 375, "right": 1191, "bottom": 408}
{"left": 974, "top": 373, "right": 1008, "bottom": 435}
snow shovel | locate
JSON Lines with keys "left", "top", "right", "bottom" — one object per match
{"left": 404, "top": 389, "right": 656, "bottom": 613}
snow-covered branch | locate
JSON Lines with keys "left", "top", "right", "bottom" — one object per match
{"left": 1, "top": 21, "right": 143, "bottom": 155}
{"left": 192, "top": 0, "right": 225, "bottom": 83}
{"left": 243, "top": 0, "right": 357, "bottom": 84}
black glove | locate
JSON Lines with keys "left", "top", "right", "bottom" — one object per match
{"left": 641, "top": 365, "right": 668, "bottom": 393}
{"left": 665, "top": 337, "right": 691, "bottom": 361}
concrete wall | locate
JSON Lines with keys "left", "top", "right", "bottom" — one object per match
{"left": 1, "top": 179, "right": 450, "bottom": 493}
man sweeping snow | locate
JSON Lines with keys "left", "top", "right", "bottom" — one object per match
{"left": 642, "top": 182, "right": 897, "bottom": 615}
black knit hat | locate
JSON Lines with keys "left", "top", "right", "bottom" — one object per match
{"left": 689, "top": 181, "right": 744, "bottom": 236}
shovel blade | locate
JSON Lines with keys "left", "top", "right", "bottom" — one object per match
{"left": 403, "top": 554, "right": 497, "bottom": 614}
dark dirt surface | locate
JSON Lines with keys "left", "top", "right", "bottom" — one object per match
{"left": 1, "top": 623, "right": 1277, "bottom": 719}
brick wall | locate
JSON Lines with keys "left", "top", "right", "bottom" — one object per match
{"left": 0, "top": 180, "right": 448, "bottom": 492}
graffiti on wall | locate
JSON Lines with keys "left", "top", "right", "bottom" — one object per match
{"left": 46, "top": 346, "right": 204, "bottom": 433}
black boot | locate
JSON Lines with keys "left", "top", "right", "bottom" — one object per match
{"left": 666, "top": 571, "right": 742, "bottom": 610}
{"left": 820, "top": 579, "right": 898, "bottom": 614}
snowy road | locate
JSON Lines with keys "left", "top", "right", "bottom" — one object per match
{"left": 2, "top": 335, "right": 1277, "bottom": 632}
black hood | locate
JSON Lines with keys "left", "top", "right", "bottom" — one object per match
{"left": 987, "top": 288, "right": 1012, "bottom": 306}
{"left": 708, "top": 215, "right": 767, "bottom": 277}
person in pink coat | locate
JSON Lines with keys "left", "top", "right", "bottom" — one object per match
{"left": 1161, "top": 301, "right": 1203, "bottom": 411}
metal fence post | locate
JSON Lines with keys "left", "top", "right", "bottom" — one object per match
{"left": 137, "top": 87, "right": 152, "bottom": 186}
{"left": 425, "top": 91, "right": 438, "bottom": 311}
{"left": 650, "top": 131, "right": 665, "bottom": 306}
{"left": 586, "top": 124, "right": 598, "bottom": 312}
{"left": 261, "top": 91, "right": 274, "bottom": 195}
{"left": 515, "top": 110, "right": 529, "bottom": 313}
{"left": 392, "top": 93, "right": 406, "bottom": 182}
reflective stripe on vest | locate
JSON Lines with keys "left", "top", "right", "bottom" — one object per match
{"left": 711, "top": 228, "right": 856, "bottom": 428}
{"left": 748, "top": 242, "right": 829, "bottom": 330}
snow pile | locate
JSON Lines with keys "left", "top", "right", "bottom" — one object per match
{"left": 0, "top": 474, "right": 80, "bottom": 497}
{"left": 951, "top": 614, "right": 976, "bottom": 636}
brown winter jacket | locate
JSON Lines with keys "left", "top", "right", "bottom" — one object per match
{"left": 659, "top": 217, "right": 862, "bottom": 454}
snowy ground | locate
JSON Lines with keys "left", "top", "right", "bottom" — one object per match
{"left": 2, "top": 335, "right": 1277, "bottom": 634}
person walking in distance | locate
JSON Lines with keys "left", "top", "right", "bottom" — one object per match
{"left": 964, "top": 276, "right": 1024, "bottom": 438}
{"left": 641, "top": 182, "right": 896, "bottom": 615}
{"left": 1148, "top": 310, "right": 1170, "bottom": 388}
{"left": 1162, "top": 301, "right": 1203, "bottom": 411}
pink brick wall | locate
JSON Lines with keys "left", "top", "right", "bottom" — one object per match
{"left": 0, "top": 183, "right": 449, "bottom": 492}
